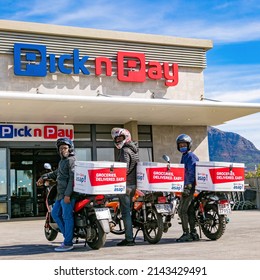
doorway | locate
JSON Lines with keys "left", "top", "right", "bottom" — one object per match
{"left": 10, "top": 149, "right": 59, "bottom": 217}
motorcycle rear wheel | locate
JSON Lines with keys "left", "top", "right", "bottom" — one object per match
{"left": 87, "top": 220, "right": 106, "bottom": 250}
{"left": 44, "top": 224, "right": 58, "bottom": 241}
{"left": 143, "top": 207, "right": 163, "bottom": 244}
{"left": 200, "top": 204, "right": 226, "bottom": 240}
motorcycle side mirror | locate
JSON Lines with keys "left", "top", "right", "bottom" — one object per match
{"left": 162, "top": 154, "right": 170, "bottom": 163}
{"left": 44, "top": 163, "right": 52, "bottom": 171}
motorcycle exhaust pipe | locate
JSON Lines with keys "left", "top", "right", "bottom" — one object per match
{"left": 109, "top": 221, "right": 116, "bottom": 231}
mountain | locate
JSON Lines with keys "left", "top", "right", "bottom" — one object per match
{"left": 207, "top": 126, "right": 260, "bottom": 171}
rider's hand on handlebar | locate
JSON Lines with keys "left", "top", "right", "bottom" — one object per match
{"left": 36, "top": 177, "right": 44, "bottom": 186}
{"left": 36, "top": 174, "right": 48, "bottom": 187}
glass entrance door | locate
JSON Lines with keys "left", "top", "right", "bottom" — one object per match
{"left": 0, "top": 148, "right": 8, "bottom": 219}
{"left": 10, "top": 168, "right": 33, "bottom": 217}
{"left": 10, "top": 149, "right": 59, "bottom": 218}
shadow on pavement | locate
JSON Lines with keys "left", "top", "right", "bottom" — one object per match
{"left": 0, "top": 237, "right": 211, "bottom": 257}
{"left": 0, "top": 244, "right": 55, "bottom": 256}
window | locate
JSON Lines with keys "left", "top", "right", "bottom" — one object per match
{"left": 75, "top": 148, "right": 92, "bottom": 161}
{"left": 73, "top": 124, "right": 153, "bottom": 162}
{"left": 139, "top": 148, "right": 153, "bottom": 162}
{"left": 138, "top": 125, "right": 152, "bottom": 142}
{"left": 0, "top": 149, "right": 7, "bottom": 195}
{"left": 0, "top": 149, "right": 7, "bottom": 215}
{"left": 96, "top": 124, "right": 122, "bottom": 141}
{"left": 138, "top": 125, "right": 153, "bottom": 161}
{"left": 97, "top": 148, "right": 115, "bottom": 161}
{"left": 74, "top": 124, "right": 91, "bottom": 141}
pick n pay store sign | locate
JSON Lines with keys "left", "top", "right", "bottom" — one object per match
{"left": 13, "top": 43, "right": 179, "bottom": 87}
{"left": 0, "top": 124, "right": 74, "bottom": 141}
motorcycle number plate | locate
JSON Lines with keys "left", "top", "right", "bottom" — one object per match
{"left": 218, "top": 203, "right": 231, "bottom": 215}
{"left": 94, "top": 208, "right": 112, "bottom": 220}
{"left": 155, "top": 204, "right": 173, "bottom": 214}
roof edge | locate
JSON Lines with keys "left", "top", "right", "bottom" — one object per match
{"left": 0, "top": 91, "right": 259, "bottom": 109}
{"left": 0, "top": 20, "right": 213, "bottom": 50}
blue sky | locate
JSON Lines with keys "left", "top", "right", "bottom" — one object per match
{"left": 1, "top": 0, "right": 260, "bottom": 149}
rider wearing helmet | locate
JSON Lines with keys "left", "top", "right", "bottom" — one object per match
{"left": 37, "top": 137, "right": 76, "bottom": 252}
{"left": 111, "top": 127, "right": 139, "bottom": 246}
{"left": 56, "top": 137, "right": 74, "bottom": 155}
{"left": 176, "top": 134, "right": 200, "bottom": 242}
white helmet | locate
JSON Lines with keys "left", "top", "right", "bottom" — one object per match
{"left": 111, "top": 127, "right": 131, "bottom": 149}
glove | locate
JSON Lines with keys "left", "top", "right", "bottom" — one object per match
{"left": 36, "top": 174, "right": 48, "bottom": 187}
{"left": 182, "top": 184, "right": 192, "bottom": 197}
{"left": 41, "top": 174, "right": 48, "bottom": 180}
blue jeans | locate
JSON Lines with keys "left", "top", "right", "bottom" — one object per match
{"left": 51, "top": 198, "right": 75, "bottom": 246}
{"left": 118, "top": 185, "right": 136, "bottom": 241}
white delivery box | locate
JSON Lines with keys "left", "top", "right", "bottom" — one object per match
{"left": 74, "top": 161, "right": 127, "bottom": 195}
{"left": 196, "top": 161, "right": 245, "bottom": 192}
{"left": 137, "top": 162, "right": 185, "bottom": 192}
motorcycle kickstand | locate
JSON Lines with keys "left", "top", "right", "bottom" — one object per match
{"left": 197, "top": 225, "right": 202, "bottom": 238}
{"left": 133, "top": 227, "right": 143, "bottom": 242}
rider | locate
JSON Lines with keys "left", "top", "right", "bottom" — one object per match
{"left": 176, "top": 134, "right": 200, "bottom": 242}
{"left": 37, "top": 137, "right": 76, "bottom": 252}
{"left": 111, "top": 127, "right": 139, "bottom": 246}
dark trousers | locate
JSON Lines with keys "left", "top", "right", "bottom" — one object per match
{"left": 178, "top": 192, "right": 196, "bottom": 233}
{"left": 118, "top": 185, "right": 136, "bottom": 241}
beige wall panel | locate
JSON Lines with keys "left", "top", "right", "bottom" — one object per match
{"left": 152, "top": 125, "right": 209, "bottom": 164}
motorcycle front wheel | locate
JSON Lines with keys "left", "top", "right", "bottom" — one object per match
{"left": 200, "top": 204, "right": 226, "bottom": 240}
{"left": 143, "top": 207, "right": 163, "bottom": 244}
{"left": 44, "top": 223, "right": 58, "bottom": 241}
{"left": 87, "top": 220, "right": 106, "bottom": 250}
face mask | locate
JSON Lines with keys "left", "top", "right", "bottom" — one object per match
{"left": 179, "top": 147, "right": 188, "bottom": 153}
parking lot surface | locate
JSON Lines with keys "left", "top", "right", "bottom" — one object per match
{"left": 0, "top": 210, "right": 260, "bottom": 260}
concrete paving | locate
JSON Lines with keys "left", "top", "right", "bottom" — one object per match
{"left": 0, "top": 210, "right": 260, "bottom": 260}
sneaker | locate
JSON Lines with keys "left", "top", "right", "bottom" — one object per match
{"left": 190, "top": 231, "right": 200, "bottom": 241}
{"left": 116, "top": 239, "right": 135, "bottom": 246}
{"left": 176, "top": 233, "right": 193, "bottom": 242}
{"left": 60, "top": 238, "right": 77, "bottom": 246}
{"left": 54, "top": 243, "right": 74, "bottom": 252}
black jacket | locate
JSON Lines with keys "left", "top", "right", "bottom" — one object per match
{"left": 46, "top": 154, "right": 76, "bottom": 200}
{"left": 118, "top": 142, "right": 139, "bottom": 185}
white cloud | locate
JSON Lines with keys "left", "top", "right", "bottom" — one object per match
{"left": 163, "top": 20, "right": 260, "bottom": 43}
{"left": 215, "top": 113, "right": 260, "bottom": 149}
{"left": 204, "top": 63, "right": 260, "bottom": 149}
{"left": 3, "top": 1, "right": 260, "bottom": 44}
{"left": 204, "top": 64, "right": 260, "bottom": 102}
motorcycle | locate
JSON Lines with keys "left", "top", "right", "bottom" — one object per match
{"left": 192, "top": 190, "right": 231, "bottom": 240}
{"left": 172, "top": 189, "right": 231, "bottom": 240}
{"left": 106, "top": 155, "right": 177, "bottom": 244}
{"left": 160, "top": 155, "right": 231, "bottom": 241}
{"left": 41, "top": 163, "right": 111, "bottom": 250}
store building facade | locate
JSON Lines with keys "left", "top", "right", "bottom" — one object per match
{"left": 0, "top": 20, "right": 259, "bottom": 219}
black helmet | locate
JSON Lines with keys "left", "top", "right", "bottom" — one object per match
{"left": 176, "top": 134, "right": 192, "bottom": 151}
{"left": 56, "top": 137, "right": 74, "bottom": 153}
